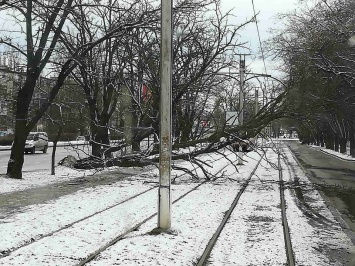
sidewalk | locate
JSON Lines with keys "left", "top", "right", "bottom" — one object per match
{"left": 319, "top": 146, "right": 355, "bottom": 161}
{"left": 0, "top": 144, "right": 354, "bottom": 265}
{"left": 0, "top": 140, "right": 89, "bottom": 151}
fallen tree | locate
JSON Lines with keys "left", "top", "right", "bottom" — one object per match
{"left": 64, "top": 90, "right": 288, "bottom": 182}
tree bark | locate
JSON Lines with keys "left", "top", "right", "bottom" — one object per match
{"left": 349, "top": 128, "right": 355, "bottom": 156}
{"left": 339, "top": 137, "right": 347, "bottom": 154}
{"left": 334, "top": 134, "right": 339, "bottom": 152}
{"left": 131, "top": 113, "right": 140, "bottom": 152}
{"left": 91, "top": 126, "right": 110, "bottom": 158}
{"left": 6, "top": 77, "right": 37, "bottom": 179}
{"left": 51, "top": 126, "right": 63, "bottom": 175}
{"left": 315, "top": 133, "right": 320, "bottom": 146}
{"left": 320, "top": 133, "right": 325, "bottom": 147}
{"left": 6, "top": 125, "right": 28, "bottom": 179}
{"left": 324, "top": 134, "right": 334, "bottom": 150}
{"left": 178, "top": 111, "right": 194, "bottom": 143}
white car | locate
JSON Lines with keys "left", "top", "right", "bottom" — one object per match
{"left": 25, "top": 132, "right": 49, "bottom": 154}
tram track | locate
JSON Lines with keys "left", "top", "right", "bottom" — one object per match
{"left": 0, "top": 150, "right": 237, "bottom": 261}
{"left": 2, "top": 143, "right": 350, "bottom": 265}
{"left": 195, "top": 150, "right": 266, "bottom": 266}
{"left": 77, "top": 150, "right": 245, "bottom": 265}
{"left": 0, "top": 186, "right": 158, "bottom": 258}
{"left": 70, "top": 146, "right": 296, "bottom": 266}
{"left": 278, "top": 150, "right": 295, "bottom": 266}
{"left": 0, "top": 145, "right": 300, "bottom": 266}
{"left": 195, "top": 144, "right": 296, "bottom": 266}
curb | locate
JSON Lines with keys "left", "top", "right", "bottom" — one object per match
{"left": 318, "top": 148, "right": 355, "bottom": 162}
{"left": 0, "top": 142, "right": 89, "bottom": 152}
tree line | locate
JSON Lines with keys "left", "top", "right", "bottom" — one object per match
{"left": 267, "top": 0, "right": 355, "bottom": 155}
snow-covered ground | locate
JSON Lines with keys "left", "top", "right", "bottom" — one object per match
{"left": 0, "top": 166, "right": 96, "bottom": 194}
{"left": 318, "top": 146, "right": 355, "bottom": 161}
{"left": 0, "top": 142, "right": 354, "bottom": 265}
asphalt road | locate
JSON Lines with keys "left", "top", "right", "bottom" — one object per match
{"left": 285, "top": 140, "right": 355, "bottom": 237}
{"left": 0, "top": 145, "right": 91, "bottom": 175}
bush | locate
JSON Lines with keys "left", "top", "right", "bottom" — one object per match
{"left": 0, "top": 135, "right": 14, "bottom": 146}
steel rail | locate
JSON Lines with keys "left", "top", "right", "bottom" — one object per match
{"left": 196, "top": 151, "right": 266, "bottom": 266}
{"left": 278, "top": 151, "right": 295, "bottom": 266}
{"left": 78, "top": 150, "right": 241, "bottom": 265}
{"left": 0, "top": 148, "right": 245, "bottom": 263}
{"left": 0, "top": 185, "right": 158, "bottom": 258}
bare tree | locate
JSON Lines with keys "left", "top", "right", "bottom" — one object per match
{"left": 266, "top": 0, "right": 355, "bottom": 153}
{"left": 71, "top": 1, "right": 290, "bottom": 170}
{"left": 0, "top": 0, "right": 159, "bottom": 178}
{"left": 132, "top": 1, "right": 255, "bottom": 144}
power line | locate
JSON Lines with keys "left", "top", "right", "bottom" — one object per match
{"left": 251, "top": 0, "right": 268, "bottom": 76}
{"left": 251, "top": 0, "right": 274, "bottom": 103}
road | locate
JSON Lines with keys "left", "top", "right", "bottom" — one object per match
{"left": 285, "top": 140, "right": 355, "bottom": 236}
{"left": 0, "top": 145, "right": 91, "bottom": 175}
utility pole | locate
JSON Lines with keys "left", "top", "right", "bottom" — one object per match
{"left": 238, "top": 54, "right": 248, "bottom": 164}
{"left": 255, "top": 88, "right": 259, "bottom": 115}
{"left": 157, "top": 0, "right": 172, "bottom": 231}
{"left": 239, "top": 56, "right": 245, "bottom": 126}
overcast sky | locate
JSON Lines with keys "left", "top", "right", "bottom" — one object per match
{"left": 220, "top": 0, "right": 301, "bottom": 79}
{"left": 0, "top": 0, "right": 304, "bottom": 80}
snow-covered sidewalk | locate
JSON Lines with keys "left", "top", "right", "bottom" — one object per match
{"left": 0, "top": 145, "right": 354, "bottom": 265}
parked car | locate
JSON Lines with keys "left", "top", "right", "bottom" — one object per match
{"left": 25, "top": 132, "right": 48, "bottom": 154}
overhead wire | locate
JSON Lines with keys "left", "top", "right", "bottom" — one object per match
{"left": 251, "top": 0, "right": 268, "bottom": 76}
{"left": 251, "top": 0, "right": 273, "bottom": 100}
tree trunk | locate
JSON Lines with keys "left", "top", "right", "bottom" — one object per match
{"left": 324, "top": 135, "right": 334, "bottom": 150}
{"left": 6, "top": 116, "right": 30, "bottom": 179}
{"left": 88, "top": 108, "right": 109, "bottom": 158}
{"left": 320, "top": 133, "right": 325, "bottom": 147}
{"left": 316, "top": 134, "right": 320, "bottom": 146}
{"left": 51, "top": 126, "right": 63, "bottom": 175}
{"left": 132, "top": 141, "right": 140, "bottom": 151}
{"left": 334, "top": 135, "right": 339, "bottom": 152}
{"left": 339, "top": 137, "right": 347, "bottom": 154}
{"left": 179, "top": 112, "right": 194, "bottom": 143}
{"left": 91, "top": 126, "right": 101, "bottom": 158}
{"left": 180, "top": 125, "right": 190, "bottom": 143}
{"left": 350, "top": 128, "right": 355, "bottom": 157}
{"left": 100, "top": 128, "right": 112, "bottom": 158}
{"left": 6, "top": 76, "right": 37, "bottom": 178}
{"left": 131, "top": 113, "right": 140, "bottom": 152}
{"left": 91, "top": 126, "right": 110, "bottom": 158}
